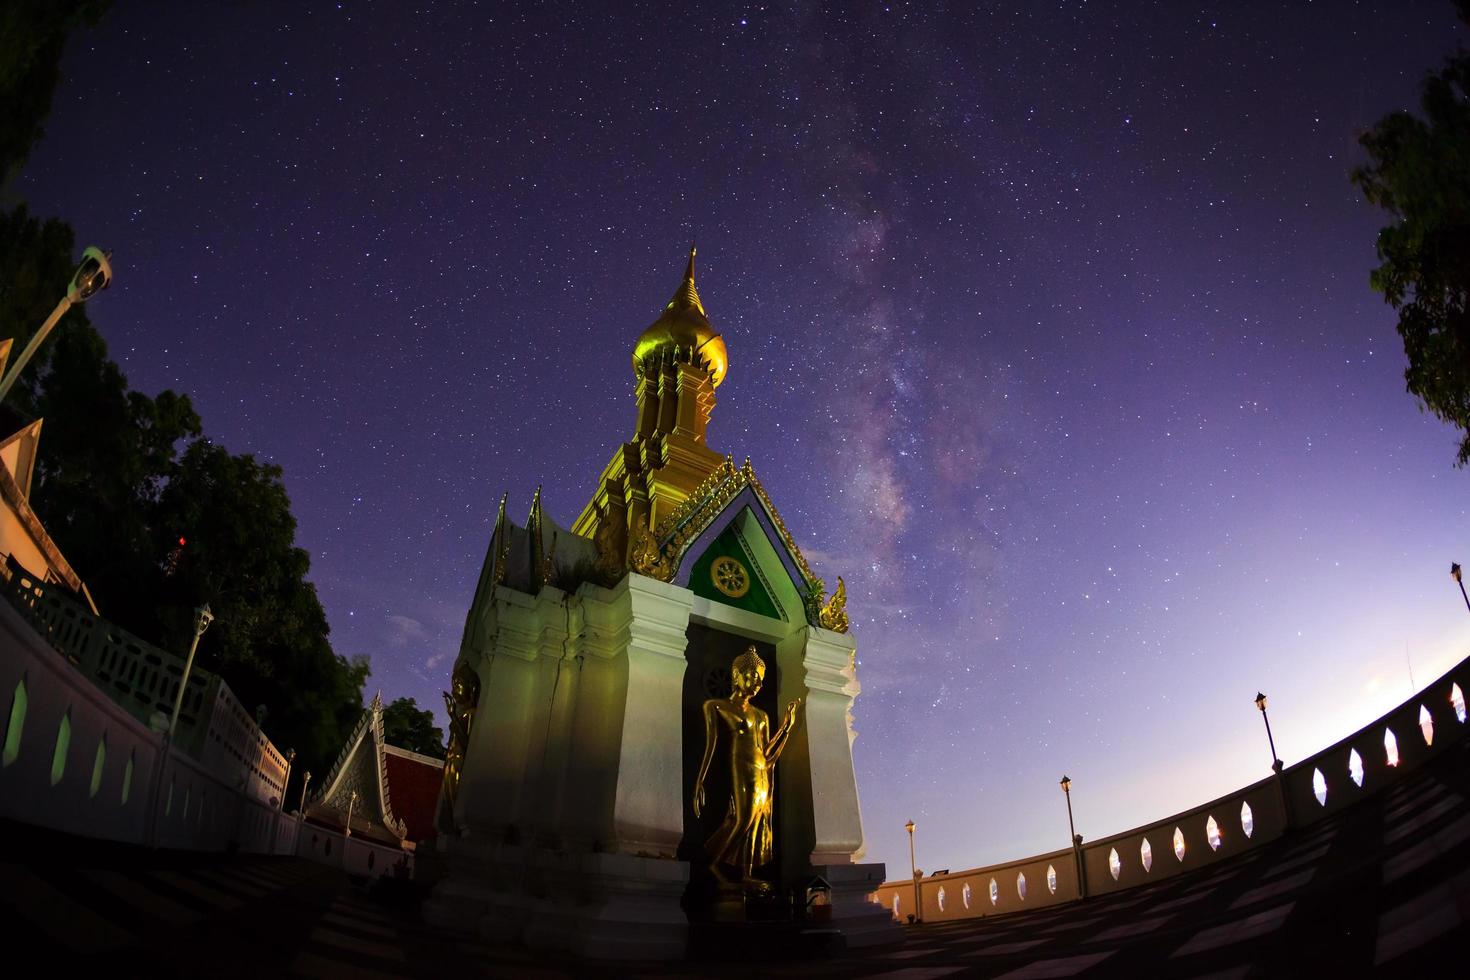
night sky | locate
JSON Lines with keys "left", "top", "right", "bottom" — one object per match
{"left": 16, "top": 1, "right": 1469, "bottom": 879}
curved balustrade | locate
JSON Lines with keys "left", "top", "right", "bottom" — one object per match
{"left": 875, "top": 652, "right": 1470, "bottom": 922}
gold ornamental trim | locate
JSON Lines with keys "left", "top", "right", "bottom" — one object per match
{"left": 651, "top": 457, "right": 821, "bottom": 602}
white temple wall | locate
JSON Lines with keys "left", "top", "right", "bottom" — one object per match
{"left": 567, "top": 583, "right": 632, "bottom": 851}
{"left": 528, "top": 587, "right": 583, "bottom": 846}
{"left": 456, "top": 586, "right": 543, "bottom": 837}
{"left": 0, "top": 598, "right": 299, "bottom": 855}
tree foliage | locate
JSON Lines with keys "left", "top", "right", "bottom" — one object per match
{"left": 0, "top": 0, "right": 112, "bottom": 185}
{"left": 0, "top": 207, "right": 372, "bottom": 777}
{"left": 380, "top": 697, "right": 446, "bottom": 759}
{"left": 0, "top": 1, "right": 379, "bottom": 797}
{"left": 1353, "top": 2, "right": 1470, "bottom": 465}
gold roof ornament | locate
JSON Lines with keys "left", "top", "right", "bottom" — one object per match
{"left": 629, "top": 513, "right": 671, "bottom": 581}
{"left": 818, "top": 577, "right": 850, "bottom": 633}
{"left": 645, "top": 456, "right": 832, "bottom": 624}
{"left": 632, "top": 245, "right": 729, "bottom": 388}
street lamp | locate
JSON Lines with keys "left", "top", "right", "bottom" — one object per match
{"left": 345, "top": 789, "right": 358, "bottom": 838}
{"left": 168, "top": 603, "right": 214, "bottom": 735}
{"left": 905, "top": 819, "right": 920, "bottom": 922}
{"left": 298, "top": 770, "right": 312, "bottom": 816}
{"left": 0, "top": 246, "right": 113, "bottom": 405}
{"left": 1061, "top": 776, "right": 1086, "bottom": 898}
{"left": 1453, "top": 564, "right": 1470, "bottom": 615}
{"left": 1255, "top": 692, "right": 1282, "bottom": 772}
{"left": 1060, "top": 776, "right": 1079, "bottom": 845}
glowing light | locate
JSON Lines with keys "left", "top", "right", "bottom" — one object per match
{"left": 1108, "top": 848, "right": 1121, "bottom": 880}
{"left": 1349, "top": 748, "right": 1364, "bottom": 787}
{"left": 1240, "top": 801, "right": 1254, "bottom": 838}
{"left": 1140, "top": 837, "right": 1153, "bottom": 872}
{"left": 1312, "top": 768, "right": 1327, "bottom": 805}
{"left": 989, "top": 878, "right": 999, "bottom": 906}
{"left": 1173, "top": 827, "right": 1186, "bottom": 861}
{"left": 1046, "top": 864, "right": 1057, "bottom": 894}
{"left": 1419, "top": 704, "right": 1434, "bottom": 746}
{"left": 1206, "top": 815, "right": 1222, "bottom": 851}
{"left": 1016, "top": 871, "right": 1027, "bottom": 900}
{"left": 1452, "top": 683, "right": 1466, "bottom": 724}
{"left": 1385, "top": 727, "right": 1400, "bottom": 767}
{"left": 937, "top": 886, "right": 946, "bottom": 912}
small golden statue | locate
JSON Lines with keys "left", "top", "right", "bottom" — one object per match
{"left": 440, "top": 661, "right": 480, "bottom": 825}
{"left": 693, "top": 645, "right": 802, "bottom": 895}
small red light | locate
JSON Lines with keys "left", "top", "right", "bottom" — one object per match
{"left": 178, "top": 537, "right": 187, "bottom": 546}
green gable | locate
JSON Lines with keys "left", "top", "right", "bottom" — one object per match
{"left": 687, "top": 520, "right": 784, "bottom": 620}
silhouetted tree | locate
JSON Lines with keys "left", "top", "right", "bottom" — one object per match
{"left": 380, "top": 697, "right": 446, "bottom": 759}
{"left": 0, "top": 3, "right": 367, "bottom": 787}
{"left": 1353, "top": 1, "right": 1470, "bottom": 464}
{"left": 0, "top": 0, "right": 112, "bottom": 186}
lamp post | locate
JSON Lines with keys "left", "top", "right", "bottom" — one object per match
{"left": 0, "top": 246, "right": 113, "bottom": 405}
{"left": 168, "top": 603, "right": 214, "bottom": 736}
{"left": 345, "top": 789, "right": 358, "bottom": 838}
{"left": 1453, "top": 564, "right": 1470, "bottom": 615}
{"left": 1254, "top": 692, "right": 1282, "bottom": 772}
{"left": 1256, "top": 692, "right": 1294, "bottom": 831}
{"left": 298, "top": 770, "right": 312, "bottom": 816}
{"left": 1061, "top": 776, "right": 1086, "bottom": 899}
{"left": 905, "top": 819, "right": 920, "bottom": 923}
{"left": 281, "top": 749, "right": 295, "bottom": 811}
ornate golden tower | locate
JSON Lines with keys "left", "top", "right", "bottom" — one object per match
{"left": 430, "top": 245, "right": 895, "bottom": 959}
{"left": 572, "top": 246, "right": 730, "bottom": 564}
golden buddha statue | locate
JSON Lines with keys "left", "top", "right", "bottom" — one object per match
{"left": 692, "top": 645, "right": 802, "bottom": 895}
{"left": 440, "top": 661, "right": 480, "bottom": 824}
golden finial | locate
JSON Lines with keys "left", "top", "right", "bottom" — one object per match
{"left": 669, "top": 243, "right": 704, "bottom": 316}
{"left": 632, "top": 246, "right": 726, "bottom": 386}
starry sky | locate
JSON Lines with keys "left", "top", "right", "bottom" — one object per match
{"left": 15, "top": 1, "right": 1470, "bottom": 879}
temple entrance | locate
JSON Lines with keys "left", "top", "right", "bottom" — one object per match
{"left": 679, "top": 623, "right": 784, "bottom": 919}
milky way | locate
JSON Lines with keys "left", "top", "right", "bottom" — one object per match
{"left": 17, "top": 1, "right": 1468, "bottom": 877}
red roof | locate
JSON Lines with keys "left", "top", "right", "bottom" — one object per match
{"left": 383, "top": 747, "right": 444, "bottom": 843}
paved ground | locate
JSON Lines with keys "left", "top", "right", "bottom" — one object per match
{"left": 2, "top": 739, "right": 1468, "bottom": 977}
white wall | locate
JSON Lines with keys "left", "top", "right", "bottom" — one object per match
{"left": 297, "top": 822, "right": 414, "bottom": 879}
{"left": 0, "top": 599, "right": 298, "bottom": 855}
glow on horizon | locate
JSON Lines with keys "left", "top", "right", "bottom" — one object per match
{"left": 867, "top": 597, "right": 1469, "bottom": 879}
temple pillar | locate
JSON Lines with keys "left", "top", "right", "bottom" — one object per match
{"left": 609, "top": 573, "right": 693, "bottom": 857}
{"left": 801, "top": 626, "right": 866, "bottom": 864}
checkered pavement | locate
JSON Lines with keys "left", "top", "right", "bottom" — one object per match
{"left": 2, "top": 739, "right": 1466, "bottom": 977}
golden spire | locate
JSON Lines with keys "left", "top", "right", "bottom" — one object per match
{"left": 667, "top": 243, "right": 705, "bottom": 317}
{"left": 633, "top": 245, "right": 727, "bottom": 387}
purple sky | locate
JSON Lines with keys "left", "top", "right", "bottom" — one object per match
{"left": 17, "top": 1, "right": 1469, "bottom": 878}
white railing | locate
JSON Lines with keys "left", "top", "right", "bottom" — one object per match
{"left": 0, "top": 569, "right": 296, "bottom": 855}
{"left": 874, "top": 652, "right": 1470, "bottom": 922}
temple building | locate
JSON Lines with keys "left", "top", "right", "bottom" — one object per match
{"left": 0, "top": 338, "right": 96, "bottom": 611}
{"left": 424, "top": 248, "right": 897, "bottom": 958}
{"left": 300, "top": 693, "right": 444, "bottom": 877}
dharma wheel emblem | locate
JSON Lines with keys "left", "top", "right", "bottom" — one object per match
{"left": 710, "top": 556, "right": 751, "bottom": 597}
